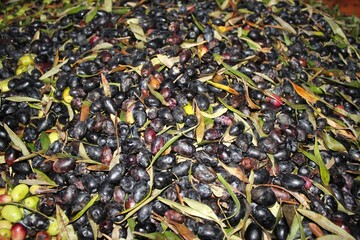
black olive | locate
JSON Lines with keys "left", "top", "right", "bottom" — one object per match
{"left": 245, "top": 222, "right": 263, "bottom": 240}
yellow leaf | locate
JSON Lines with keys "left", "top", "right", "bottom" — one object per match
{"left": 290, "top": 81, "right": 318, "bottom": 103}
{"left": 195, "top": 104, "right": 204, "bottom": 143}
{"left": 207, "top": 81, "right": 239, "bottom": 95}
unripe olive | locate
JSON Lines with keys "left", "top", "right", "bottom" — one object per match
{"left": 11, "top": 184, "right": 29, "bottom": 202}
{"left": 48, "top": 132, "right": 59, "bottom": 144}
{"left": 62, "top": 87, "right": 73, "bottom": 104}
{"left": 1, "top": 205, "right": 23, "bottom": 223}
{"left": 17, "top": 54, "right": 34, "bottom": 67}
{"left": 0, "top": 220, "right": 12, "bottom": 229}
{"left": 0, "top": 228, "right": 11, "bottom": 239}
{"left": 47, "top": 218, "right": 59, "bottom": 236}
{"left": 29, "top": 185, "right": 41, "bottom": 195}
{"left": 23, "top": 196, "right": 40, "bottom": 210}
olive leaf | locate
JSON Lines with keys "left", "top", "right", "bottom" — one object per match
{"left": 183, "top": 197, "right": 219, "bottom": 221}
{"left": 158, "top": 197, "right": 225, "bottom": 226}
{"left": 39, "top": 59, "right": 69, "bottom": 80}
{"left": 239, "top": 37, "right": 262, "bottom": 51}
{"left": 147, "top": 125, "right": 197, "bottom": 169}
{"left": 147, "top": 83, "right": 169, "bottom": 106}
{"left": 217, "top": 174, "right": 241, "bottom": 221}
{"left": 298, "top": 143, "right": 330, "bottom": 186}
{"left": 3, "top": 124, "right": 30, "bottom": 156}
{"left": 155, "top": 54, "right": 177, "bottom": 68}
{"left": 317, "top": 235, "right": 349, "bottom": 240}
{"left": 191, "top": 14, "right": 205, "bottom": 33}
{"left": 201, "top": 107, "right": 227, "bottom": 118}
{"left": 287, "top": 208, "right": 302, "bottom": 240}
{"left": 56, "top": 205, "right": 78, "bottom": 240}
{"left": 271, "top": 14, "right": 297, "bottom": 35}
{"left": 207, "top": 81, "right": 239, "bottom": 95}
{"left": 70, "top": 193, "right": 99, "bottom": 223}
{"left": 322, "top": 15, "right": 348, "bottom": 43}
{"left": 128, "top": 22, "right": 147, "bottom": 42}
{"left": 290, "top": 81, "right": 318, "bottom": 103}
{"left": 297, "top": 209, "right": 355, "bottom": 240}
{"left": 221, "top": 61, "right": 256, "bottom": 87}
{"left": 5, "top": 96, "right": 41, "bottom": 102}
{"left": 133, "top": 231, "right": 182, "bottom": 240}
{"left": 195, "top": 103, "right": 205, "bottom": 143}
{"left": 85, "top": 6, "right": 98, "bottom": 23}
{"left": 164, "top": 218, "right": 198, "bottom": 240}
{"left": 180, "top": 40, "right": 207, "bottom": 49}
{"left": 33, "top": 168, "right": 57, "bottom": 186}
{"left": 322, "top": 132, "right": 346, "bottom": 152}
{"left": 103, "top": 0, "right": 112, "bottom": 12}
{"left": 118, "top": 188, "right": 164, "bottom": 223}
{"left": 218, "top": 160, "right": 249, "bottom": 183}
{"left": 40, "top": 132, "right": 51, "bottom": 152}
{"left": 90, "top": 42, "right": 113, "bottom": 52}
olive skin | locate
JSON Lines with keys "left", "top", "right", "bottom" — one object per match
{"left": 245, "top": 222, "right": 263, "bottom": 240}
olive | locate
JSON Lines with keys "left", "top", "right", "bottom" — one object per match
{"left": 1, "top": 205, "right": 23, "bottom": 223}
{"left": 197, "top": 223, "right": 224, "bottom": 240}
{"left": 280, "top": 174, "right": 306, "bottom": 191}
{"left": 172, "top": 139, "right": 195, "bottom": 157}
{"left": 245, "top": 222, "right": 263, "bottom": 240}
{"left": 251, "top": 187, "right": 276, "bottom": 207}
{"left": 274, "top": 218, "right": 289, "bottom": 240}
{"left": 251, "top": 205, "right": 276, "bottom": 229}
{"left": 192, "top": 163, "right": 217, "bottom": 183}
{"left": 11, "top": 183, "right": 29, "bottom": 202}
{"left": 154, "top": 171, "right": 174, "bottom": 189}
{"left": 155, "top": 153, "right": 176, "bottom": 170}
{"left": 53, "top": 158, "right": 76, "bottom": 173}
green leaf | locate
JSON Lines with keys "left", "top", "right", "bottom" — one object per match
{"left": 147, "top": 125, "right": 197, "bottom": 169}
{"left": 287, "top": 208, "right": 301, "bottom": 240}
{"left": 103, "top": 0, "right": 112, "bottom": 12}
{"left": 128, "top": 22, "right": 146, "bottom": 42}
{"left": 39, "top": 59, "right": 69, "bottom": 80}
{"left": 240, "top": 37, "right": 262, "bottom": 51}
{"left": 85, "top": 7, "right": 98, "bottom": 23}
{"left": 314, "top": 136, "right": 330, "bottom": 185}
{"left": 147, "top": 83, "right": 169, "bottom": 106}
{"left": 3, "top": 124, "right": 29, "bottom": 156}
{"left": 90, "top": 42, "right": 113, "bottom": 52}
{"left": 70, "top": 194, "right": 99, "bottom": 223}
{"left": 299, "top": 146, "right": 330, "bottom": 186}
{"left": 323, "top": 15, "right": 348, "bottom": 43}
{"left": 217, "top": 174, "right": 240, "bottom": 221}
{"left": 221, "top": 61, "right": 256, "bottom": 87}
{"left": 40, "top": 132, "right": 51, "bottom": 152}
{"left": 158, "top": 197, "right": 223, "bottom": 225}
{"left": 297, "top": 209, "right": 355, "bottom": 240}
{"left": 201, "top": 107, "right": 227, "bottom": 119}
{"left": 272, "top": 14, "right": 297, "bottom": 34}
{"left": 5, "top": 96, "right": 41, "bottom": 102}
{"left": 218, "top": 98, "right": 257, "bottom": 145}
{"left": 183, "top": 197, "right": 219, "bottom": 221}
{"left": 56, "top": 205, "right": 78, "bottom": 240}
{"left": 118, "top": 188, "right": 164, "bottom": 224}
{"left": 191, "top": 14, "right": 204, "bottom": 33}
{"left": 33, "top": 168, "right": 57, "bottom": 186}
{"left": 322, "top": 132, "right": 346, "bottom": 152}
{"left": 317, "top": 235, "right": 349, "bottom": 240}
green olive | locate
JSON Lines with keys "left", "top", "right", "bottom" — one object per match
{"left": 23, "top": 196, "right": 39, "bottom": 210}
{"left": 0, "top": 228, "right": 11, "bottom": 239}
{"left": 1, "top": 205, "right": 23, "bottom": 223}
{"left": 11, "top": 184, "right": 29, "bottom": 202}
{"left": 47, "top": 218, "right": 59, "bottom": 236}
{"left": 0, "top": 220, "right": 12, "bottom": 229}
{"left": 62, "top": 87, "right": 73, "bottom": 104}
{"left": 17, "top": 54, "right": 34, "bottom": 67}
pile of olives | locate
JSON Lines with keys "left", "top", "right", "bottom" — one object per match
{"left": 0, "top": 0, "right": 359, "bottom": 239}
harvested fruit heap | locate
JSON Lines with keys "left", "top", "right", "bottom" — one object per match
{"left": 0, "top": 0, "right": 359, "bottom": 239}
